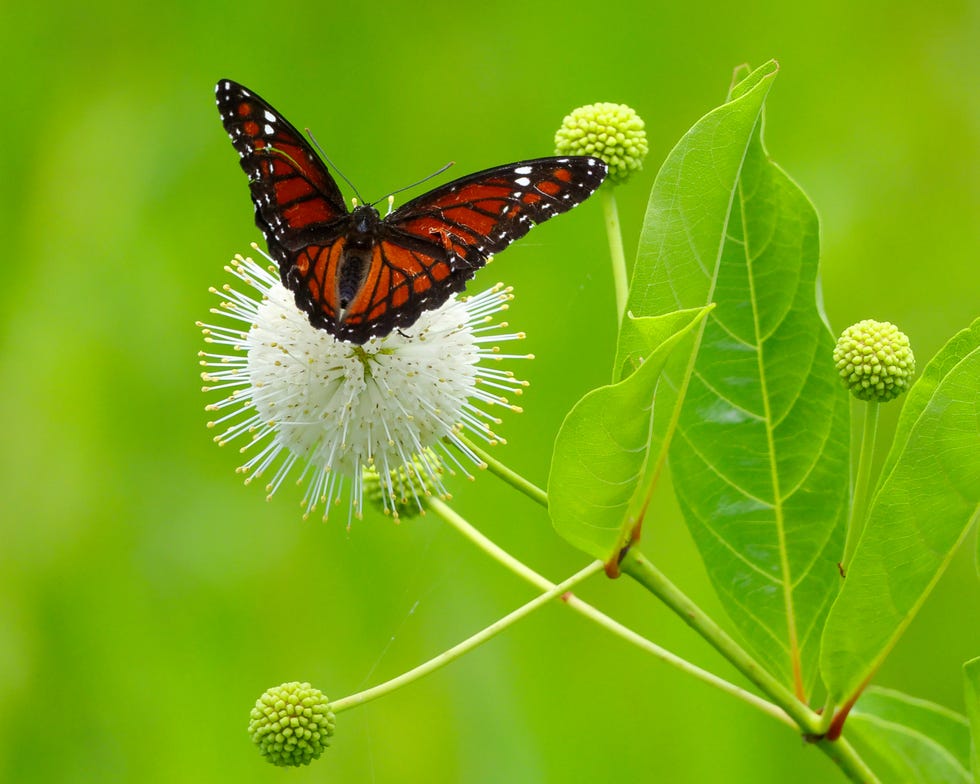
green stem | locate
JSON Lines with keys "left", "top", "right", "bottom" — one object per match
{"left": 620, "top": 549, "right": 820, "bottom": 733}
{"left": 330, "top": 560, "right": 603, "bottom": 713}
{"left": 815, "top": 694, "right": 837, "bottom": 736}
{"left": 431, "top": 497, "right": 793, "bottom": 728}
{"left": 456, "top": 434, "right": 548, "bottom": 508}
{"left": 601, "top": 186, "right": 629, "bottom": 324}
{"left": 814, "top": 736, "right": 884, "bottom": 784}
{"left": 841, "top": 401, "right": 880, "bottom": 572}
{"left": 621, "top": 550, "right": 883, "bottom": 781}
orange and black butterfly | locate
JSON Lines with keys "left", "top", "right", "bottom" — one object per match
{"left": 216, "top": 80, "right": 607, "bottom": 344}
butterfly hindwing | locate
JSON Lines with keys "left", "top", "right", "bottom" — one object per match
{"left": 284, "top": 227, "right": 465, "bottom": 343}
{"left": 341, "top": 236, "right": 465, "bottom": 338}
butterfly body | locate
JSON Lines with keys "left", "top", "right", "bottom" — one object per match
{"left": 216, "top": 80, "right": 607, "bottom": 343}
{"left": 324, "top": 205, "right": 381, "bottom": 313}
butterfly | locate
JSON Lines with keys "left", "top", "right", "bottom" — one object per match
{"left": 215, "top": 79, "right": 608, "bottom": 344}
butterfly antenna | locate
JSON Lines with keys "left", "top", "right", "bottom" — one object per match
{"left": 305, "top": 127, "right": 366, "bottom": 204}
{"left": 371, "top": 161, "right": 455, "bottom": 208}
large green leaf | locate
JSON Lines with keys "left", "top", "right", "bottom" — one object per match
{"left": 847, "top": 687, "right": 973, "bottom": 784}
{"left": 621, "top": 60, "right": 849, "bottom": 697}
{"left": 549, "top": 307, "right": 711, "bottom": 563}
{"left": 821, "top": 318, "right": 980, "bottom": 705}
{"left": 615, "top": 61, "right": 778, "bottom": 375}
{"left": 965, "top": 657, "right": 980, "bottom": 781}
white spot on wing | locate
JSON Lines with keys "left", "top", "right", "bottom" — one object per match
{"left": 514, "top": 165, "right": 532, "bottom": 175}
{"left": 515, "top": 176, "right": 531, "bottom": 187}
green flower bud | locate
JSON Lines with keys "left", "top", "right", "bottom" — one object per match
{"left": 363, "top": 449, "right": 443, "bottom": 519}
{"left": 248, "top": 682, "right": 335, "bottom": 767}
{"left": 834, "top": 320, "right": 915, "bottom": 402}
{"left": 555, "top": 103, "right": 648, "bottom": 185}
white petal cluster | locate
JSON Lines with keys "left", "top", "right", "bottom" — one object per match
{"left": 199, "top": 252, "right": 529, "bottom": 522}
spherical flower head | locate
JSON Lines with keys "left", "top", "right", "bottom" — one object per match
{"left": 555, "top": 103, "right": 648, "bottom": 185}
{"left": 364, "top": 448, "right": 443, "bottom": 520}
{"left": 248, "top": 681, "right": 335, "bottom": 767}
{"left": 834, "top": 319, "right": 915, "bottom": 402}
{"left": 199, "top": 251, "right": 529, "bottom": 522}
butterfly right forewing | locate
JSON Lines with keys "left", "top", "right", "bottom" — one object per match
{"left": 387, "top": 156, "right": 607, "bottom": 270}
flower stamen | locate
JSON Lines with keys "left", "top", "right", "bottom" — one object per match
{"left": 199, "top": 251, "right": 529, "bottom": 522}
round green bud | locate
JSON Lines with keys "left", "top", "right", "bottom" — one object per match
{"left": 555, "top": 103, "right": 648, "bottom": 185}
{"left": 834, "top": 320, "right": 915, "bottom": 402}
{"left": 248, "top": 682, "right": 335, "bottom": 767}
{"left": 363, "top": 449, "right": 443, "bottom": 519}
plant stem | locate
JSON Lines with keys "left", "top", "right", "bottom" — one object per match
{"left": 601, "top": 186, "right": 629, "bottom": 324}
{"left": 815, "top": 694, "right": 837, "bottom": 736}
{"left": 841, "top": 401, "right": 880, "bottom": 572}
{"left": 814, "top": 736, "right": 884, "bottom": 784}
{"left": 619, "top": 549, "right": 820, "bottom": 733}
{"left": 330, "top": 560, "right": 603, "bottom": 713}
{"left": 621, "top": 550, "right": 883, "bottom": 780}
{"left": 431, "top": 497, "right": 794, "bottom": 728}
{"left": 456, "top": 433, "right": 548, "bottom": 508}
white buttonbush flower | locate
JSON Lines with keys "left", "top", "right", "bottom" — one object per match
{"left": 199, "top": 251, "right": 529, "bottom": 522}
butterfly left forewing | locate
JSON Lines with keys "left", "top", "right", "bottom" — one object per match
{"left": 215, "top": 80, "right": 349, "bottom": 253}
{"left": 217, "top": 80, "right": 364, "bottom": 340}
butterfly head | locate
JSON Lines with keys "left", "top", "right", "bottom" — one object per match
{"left": 351, "top": 203, "right": 382, "bottom": 235}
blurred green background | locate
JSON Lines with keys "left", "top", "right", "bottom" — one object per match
{"left": 2, "top": 1, "right": 977, "bottom": 781}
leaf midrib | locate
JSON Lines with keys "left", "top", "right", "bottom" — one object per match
{"left": 740, "top": 173, "right": 805, "bottom": 700}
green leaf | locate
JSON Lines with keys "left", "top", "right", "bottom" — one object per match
{"left": 964, "top": 657, "right": 980, "bottom": 780}
{"left": 821, "top": 318, "right": 980, "bottom": 705}
{"left": 549, "top": 307, "right": 711, "bottom": 563}
{"left": 614, "top": 61, "right": 778, "bottom": 374}
{"left": 620, "top": 60, "right": 849, "bottom": 696}
{"left": 847, "top": 686, "right": 973, "bottom": 784}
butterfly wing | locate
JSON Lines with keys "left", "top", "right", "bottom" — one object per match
{"left": 315, "top": 220, "right": 466, "bottom": 342}
{"left": 215, "top": 79, "right": 349, "bottom": 264}
{"left": 326, "top": 156, "right": 608, "bottom": 341}
{"left": 388, "top": 156, "right": 608, "bottom": 269}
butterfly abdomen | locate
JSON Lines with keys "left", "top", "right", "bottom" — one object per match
{"left": 336, "top": 206, "right": 382, "bottom": 310}
{"left": 337, "top": 254, "right": 368, "bottom": 310}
